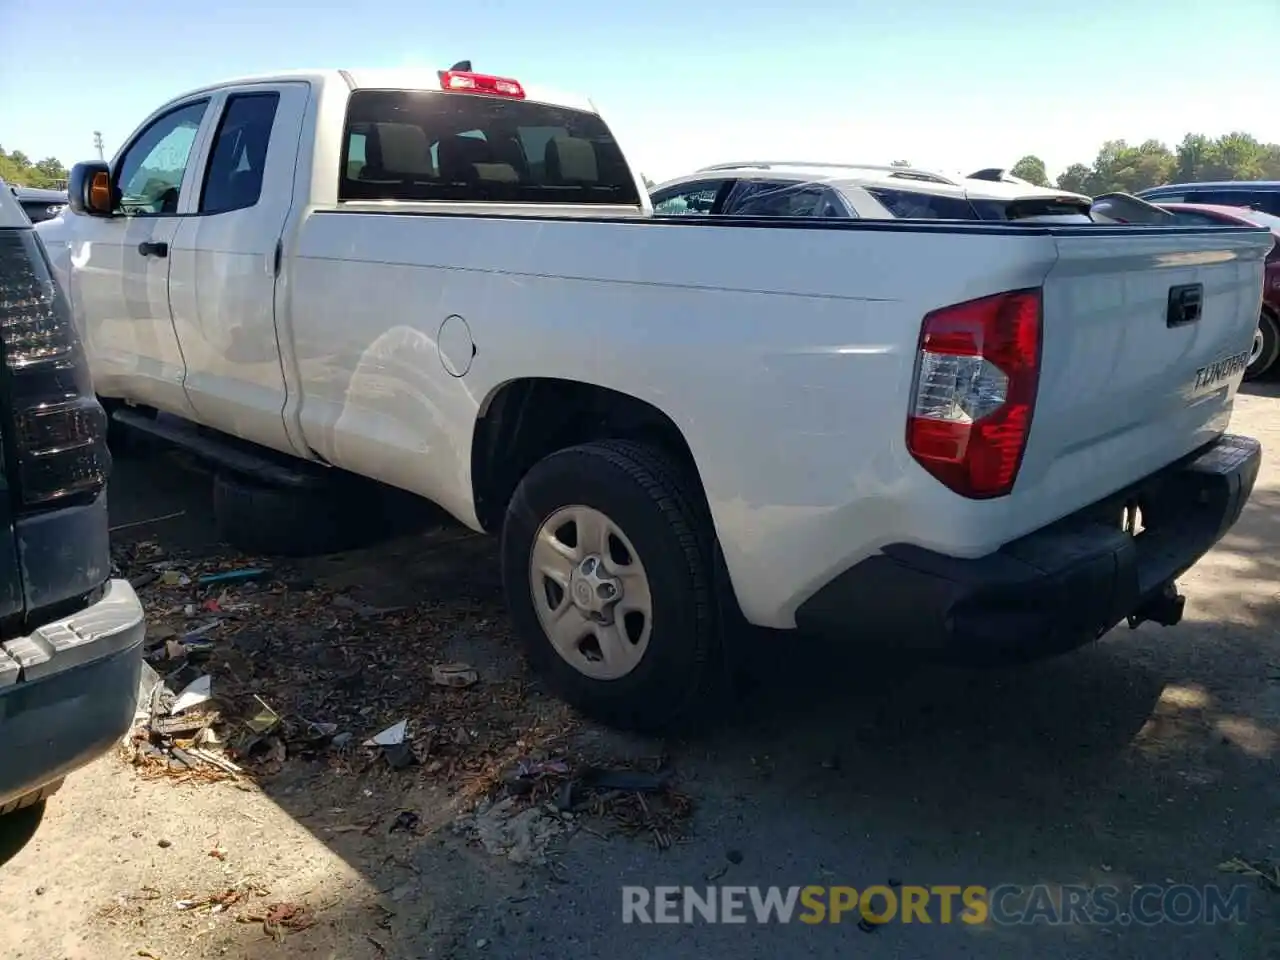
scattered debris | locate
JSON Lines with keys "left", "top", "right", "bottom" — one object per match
{"left": 389, "top": 810, "right": 420, "bottom": 834}
{"left": 332, "top": 594, "right": 407, "bottom": 618}
{"left": 552, "top": 766, "right": 673, "bottom": 812}
{"left": 454, "top": 797, "right": 565, "bottom": 865}
{"left": 197, "top": 567, "right": 270, "bottom": 586}
{"left": 170, "top": 675, "right": 212, "bottom": 715}
{"left": 432, "top": 662, "right": 479, "bottom": 688}
{"left": 112, "top": 537, "right": 696, "bottom": 856}
{"left": 1218, "top": 856, "right": 1280, "bottom": 892}
{"left": 364, "top": 720, "right": 408, "bottom": 748}
{"left": 240, "top": 901, "right": 317, "bottom": 940}
{"left": 109, "top": 510, "right": 187, "bottom": 534}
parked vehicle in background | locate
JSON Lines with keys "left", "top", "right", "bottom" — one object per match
{"left": 0, "top": 182, "right": 144, "bottom": 820}
{"left": 41, "top": 67, "right": 1269, "bottom": 733}
{"left": 8, "top": 184, "right": 68, "bottom": 224}
{"left": 1153, "top": 203, "right": 1280, "bottom": 379}
{"left": 1138, "top": 182, "right": 1280, "bottom": 217}
{"left": 648, "top": 162, "right": 1094, "bottom": 222}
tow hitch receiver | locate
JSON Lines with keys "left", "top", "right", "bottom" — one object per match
{"left": 1128, "top": 583, "right": 1186, "bottom": 629}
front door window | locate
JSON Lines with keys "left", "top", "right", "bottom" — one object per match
{"left": 114, "top": 100, "right": 209, "bottom": 215}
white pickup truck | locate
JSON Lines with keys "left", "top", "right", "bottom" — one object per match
{"left": 40, "top": 66, "right": 1268, "bottom": 731}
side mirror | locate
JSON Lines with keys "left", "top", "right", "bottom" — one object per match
{"left": 67, "top": 161, "right": 114, "bottom": 217}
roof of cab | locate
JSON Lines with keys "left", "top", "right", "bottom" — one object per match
{"left": 164, "top": 68, "right": 596, "bottom": 114}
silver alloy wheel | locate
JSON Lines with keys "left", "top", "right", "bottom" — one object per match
{"left": 528, "top": 504, "right": 653, "bottom": 680}
{"left": 1250, "top": 325, "right": 1265, "bottom": 366}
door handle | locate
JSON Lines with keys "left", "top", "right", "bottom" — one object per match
{"left": 1167, "top": 283, "right": 1203, "bottom": 327}
{"left": 137, "top": 241, "right": 169, "bottom": 258}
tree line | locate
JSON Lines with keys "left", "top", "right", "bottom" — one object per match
{"left": 0, "top": 148, "right": 69, "bottom": 188}
{"left": 1009, "top": 133, "right": 1280, "bottom": 195}
{"left": 6, "top": 132, "right": 1279, "bottom": 196}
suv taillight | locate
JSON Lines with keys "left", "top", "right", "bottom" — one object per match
{"left": 906, "top": 288, "right": 1042, "bottom": 499}
{"left": 0, "top": 229, "right": 109, "bottom": 509}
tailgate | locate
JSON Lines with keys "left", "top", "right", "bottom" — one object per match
{"left": 1012, "top": 225, "right": 1270, "bottom": 524}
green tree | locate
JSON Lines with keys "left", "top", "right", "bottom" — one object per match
{"left": 1010, "top": 155, "right": 1049, "bottom": 187}
{"left": 0, "top": 147, "right": 69, "bottom": 187}
{"left": 1056, "top": 163, "right": 1093, "bottom": 194}
{"left": 32, "top": 157, "right": 67, "bottom": 185}
{"left": 1175, "top": 133, "right": 1213, "bottom": 182}
{"left": 1055, "top": 131, "right": 1280, "bottom": 195}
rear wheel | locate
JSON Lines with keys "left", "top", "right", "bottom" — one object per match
{"left": 501, "top": 440, "right": 721, "bottom": 733}
{"left": 1245, "top": 310, "right": 1279, "bottom": 380}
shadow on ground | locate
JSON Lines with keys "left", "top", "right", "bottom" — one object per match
{"left": 0, "top": 802, "right": 44, "bottom": 869}
{"left": 65, "top": 434, "right": 1280, "bottom": 959}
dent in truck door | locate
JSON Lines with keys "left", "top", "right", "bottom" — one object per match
{"left": 69, "top": 99, "right": 211, "bottom": 418}
{"left": 168, "top": 83, "right": 311, "bottom": 458}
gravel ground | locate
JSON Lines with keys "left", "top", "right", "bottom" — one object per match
{"left": 2, "top": 385, "right": 1280, "bottom": 959}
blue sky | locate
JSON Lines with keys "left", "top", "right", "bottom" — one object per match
{"left": 1, "top": 0, "right": 1275, "bottom": 183}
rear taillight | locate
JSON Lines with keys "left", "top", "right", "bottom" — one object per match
{"left": 906, "top": 288, "right": 1042, "bottom": 499}
{"left": 0, "top": 229, "right": 109, "bottom": 509}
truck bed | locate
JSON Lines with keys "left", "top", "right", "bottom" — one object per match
{"left": 286, "top": 212, "right": 1271, "bottom": 626}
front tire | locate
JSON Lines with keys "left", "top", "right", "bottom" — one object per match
{"left": 1245, "top": 310, "right": 1279, "bottom": 381}
{"left": 501, "top": 440, "right": 721, "bottom": 733}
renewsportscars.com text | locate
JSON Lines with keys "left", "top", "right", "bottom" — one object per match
{"left": 621, "top": 884, "right": 1251, "bottom": 926}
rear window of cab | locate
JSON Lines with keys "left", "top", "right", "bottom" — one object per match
{"left": 338, "top": 89, "right": 641, "bottom": 206}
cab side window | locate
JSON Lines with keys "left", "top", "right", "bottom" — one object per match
{"left": 114, "top": 100, "right": 209, "bottom": 216}
{"left": 200, "top": 93, "right": 280, "bottom": 214}
{"left": 650, "top": 181, "right": 726, "bottom": 216}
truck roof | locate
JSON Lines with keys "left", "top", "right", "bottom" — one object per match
{"left": 163, "top": 68, "right": 597, "bottom": 115}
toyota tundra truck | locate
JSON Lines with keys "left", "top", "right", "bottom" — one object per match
{"left": 38, "top": 66, "right": 1268, "bottom": 732}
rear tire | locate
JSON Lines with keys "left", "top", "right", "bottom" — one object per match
{"left": 0, "top": 779, "right": 62, "bottom": 817}
{"left": 1245, "top": 310, "right": 1279, "bottom": 381}
{"left": 501, "top": 440, "right": 721, "bottom": 733}
{"left": 212, "top": 472, "right": 392, "bottom": 557}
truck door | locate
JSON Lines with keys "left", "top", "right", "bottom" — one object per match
{"left": 66, "top": 99, "right": 213, "bottom": 418}
{"left": 168, "top": 82, "right": 312, "bottom": 458}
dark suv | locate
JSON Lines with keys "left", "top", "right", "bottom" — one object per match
{"left": 7, "top": 184, "right": 68, "bottom": 225}
{"left": 1137, "top": 181, "right": 1280, "bottom": 217}
{"left": 0, "top": 181, "right": 144, "bottom": 819}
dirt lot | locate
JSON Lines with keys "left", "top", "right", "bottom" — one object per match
{"left": 3, "top": 385, "right": 1280, "bottom": 960}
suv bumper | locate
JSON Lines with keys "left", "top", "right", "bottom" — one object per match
{"left": 0, "top": 580, "right": 145, "bottom": 808}
{"left": 795, "top": 434, "right": 1261, "bottom": 658}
